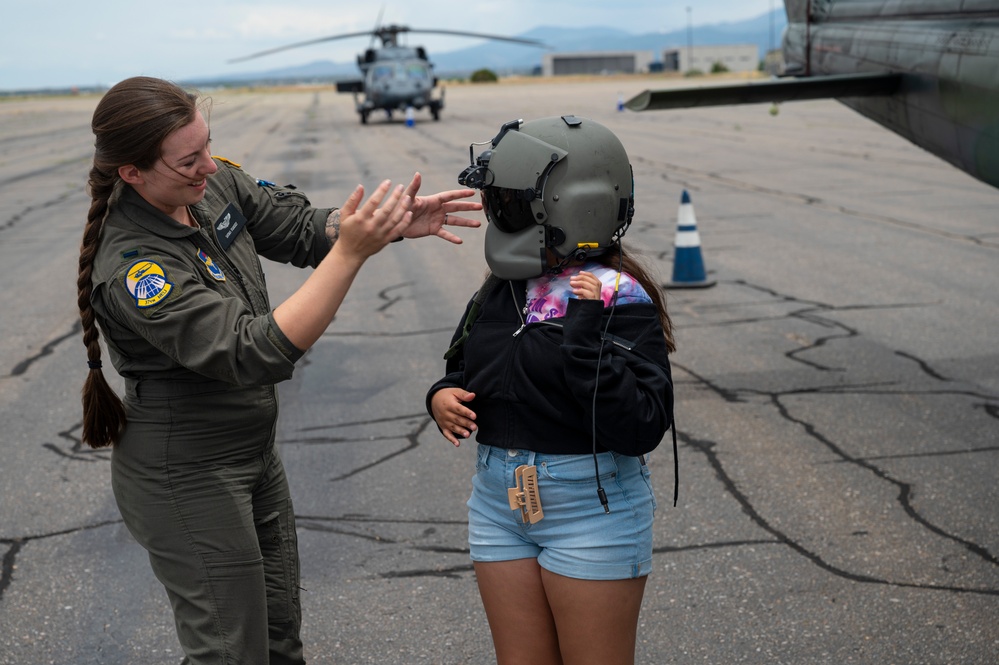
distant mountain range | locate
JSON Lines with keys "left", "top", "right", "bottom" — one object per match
{"left": 187, "top": 9, "right": 786, "bottom": 86}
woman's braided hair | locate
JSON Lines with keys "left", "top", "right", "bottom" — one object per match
{"left": 78, "top": 76, "right": 199, "bottom": 447}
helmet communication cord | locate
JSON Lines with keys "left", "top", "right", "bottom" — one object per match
{"left": 591, "top": 241, "right": 624, "bottom": 513}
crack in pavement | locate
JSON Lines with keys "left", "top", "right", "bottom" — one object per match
{"left": 42, "top": 422, "right": 111, "bottom": 462}
{"left": 763, "top": 390, "right": 998, "bottom": 567}
{"left": 287, "top": 414, "right": 432, "bottom": 482}
{"left": 375, "top": 281, "right": 414, "bottom": 313}
{"left": 732, "top": 280, "right": 937, "bottom": 373}
{"left": 0, "top": 519, "right": 122, "bottom": 602}
{"left": 9, "top": 320, "right": 82, "bottom": 377}
{"left": 681, "top": 430, "right": 998, "bottom": 597}
{"left": 667, "top": 278, "right": 998, "bottom": 595}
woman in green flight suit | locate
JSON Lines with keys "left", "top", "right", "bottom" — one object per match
{"left": 77, "top": 76, "right": 480, "bottom": 664}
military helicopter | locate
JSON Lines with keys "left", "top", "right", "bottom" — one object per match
{"left": 625, "top": 0, "right": 999, "bottom": 190}
{"left": 231, "top": 22, "right": 545, "bottom": 125}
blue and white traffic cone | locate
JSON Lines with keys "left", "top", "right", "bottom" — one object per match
{"left": 617, "top": 94, "right": 625, "bottom": 112}
{"left": 405, "top": 106, "right": 415, "bottom": 127}
{"left": 666, "top": 190, "right": 716, "bottom": 289}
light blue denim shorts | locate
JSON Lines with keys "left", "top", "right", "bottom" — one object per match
{"left": 467, "top": 444, "right": 657, "bottom": 580}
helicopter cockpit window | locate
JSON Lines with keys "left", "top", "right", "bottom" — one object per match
{"left": 406, "top": 65, "right": 429, "bottom": 80}
{"left": 372, "top": 65, "right": 394, "bottom": 81}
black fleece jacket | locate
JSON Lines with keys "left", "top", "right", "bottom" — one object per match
{"left": 427, "top": 279, "right": 673, "bottom": 456}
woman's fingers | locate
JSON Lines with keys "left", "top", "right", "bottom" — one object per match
{"left": 358, "top": 180, "right": 393, "bottom": 216}
{"left": 339, "top": 184, "right": 365, "bottom": 216}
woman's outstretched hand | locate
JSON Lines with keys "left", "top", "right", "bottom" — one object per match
{"left": 401, "top": 172, "right": 482, "bottom": 244}
{"left": 337, "top": 180, "right": 413, "bottom": 259}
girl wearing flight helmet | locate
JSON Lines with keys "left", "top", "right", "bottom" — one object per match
{"left": 428, "top": 116, "right": 676, "bottom": 665}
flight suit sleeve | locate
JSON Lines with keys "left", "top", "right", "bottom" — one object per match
{"left": 99, "top": 252, "right": 303, "bottom": 386}
{"left": 216, "top": 160, "right": 335, "bottom": 268}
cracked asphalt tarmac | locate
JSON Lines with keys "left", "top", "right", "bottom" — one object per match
{"left": 1, "top": 77, "right": 996, "bottom": 664}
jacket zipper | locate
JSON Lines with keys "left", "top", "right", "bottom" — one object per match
{"left": 509, "top": 281, "right": 634, "bottom": 350}
{"left": 194, "top": 227, "right": 259, "bottom": 315}
{"left": 510, "top": 281, "right": 528, "bottom": 337}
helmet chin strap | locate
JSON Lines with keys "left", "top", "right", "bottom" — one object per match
{"left": 545, "top": 249, "right": 578, "bottom": 276}
{"left": 546, "top": 241, "right": 607, "bottom": 275}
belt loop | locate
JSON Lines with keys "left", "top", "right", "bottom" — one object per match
{"left": 527, "top": 450, "right": 537, "bottom": 467}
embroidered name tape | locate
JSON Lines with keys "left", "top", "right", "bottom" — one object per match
{"left": 214, "top": 202, "right": 247, "bottom": 251}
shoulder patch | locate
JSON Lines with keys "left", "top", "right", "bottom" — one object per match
{"left": 213, "top": 155, "right": 242, "bottom": 168}
{"left": 124, "top": 260, "right": 174, "bottom": 308}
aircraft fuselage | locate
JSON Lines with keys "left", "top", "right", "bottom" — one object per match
{"left": 784, "top": 0, "right": 999, "bottom": 188}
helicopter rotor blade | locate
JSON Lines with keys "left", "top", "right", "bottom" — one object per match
{"left": 228, "top": 24, "right": 549, "bottom": 65}
{"left": 228, "top": 31, "right": 376, "bottom": 63}
{"left": 404, "top": 28, "right": 548, "bottom": 48}
{"left": 370, "top": 6, "right": 385, "bottom": 49}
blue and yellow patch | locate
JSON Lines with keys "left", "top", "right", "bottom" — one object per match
{"left": 197, "top": 249, "right": 226, "bottom": 281}
{"left": 125, "top": 260, "right": 174, "bottom": 308}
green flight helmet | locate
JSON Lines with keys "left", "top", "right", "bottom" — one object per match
{"left": 458, "top": 115, "right": 635, "bottom": 280}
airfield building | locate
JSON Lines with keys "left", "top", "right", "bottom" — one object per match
{"left": 662, "top": 44, "right": 759, "bottom": 73}
{"left": 540, "top": 45, "right": 759, "bottom": 77}
{"left": 541, "top": 51, "right": 657, "bottom": 76}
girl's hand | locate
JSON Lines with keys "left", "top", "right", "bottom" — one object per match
{"left": 570, "top": 271, "right": 602, "bottom": 300}
{"left": 430, "top": 388, "right": 477, "bottom": 447}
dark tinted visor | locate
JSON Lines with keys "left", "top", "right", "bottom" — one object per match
{"left": 483, "top": 186, "right": 536, "bottom": 233}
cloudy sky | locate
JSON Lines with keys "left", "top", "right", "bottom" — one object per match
{"left": 3, "top": 1, "right": 781, "bottom": 91}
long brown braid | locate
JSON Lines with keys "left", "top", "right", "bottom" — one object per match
{"left": 78, "top": 77, "right": 200, "bottom": 448}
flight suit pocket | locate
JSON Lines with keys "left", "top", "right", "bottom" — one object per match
{"left": 255, "top": 504, "right": 301, "bottom": 631}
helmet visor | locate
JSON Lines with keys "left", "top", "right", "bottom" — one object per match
{"left": 483, "top": 186, "right": 537, "bottom": 233}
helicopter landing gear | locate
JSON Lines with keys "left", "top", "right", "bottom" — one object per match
{"left": 430, "top": 102, "right": 442, "bottom": 121}
{"left": 360, "top": 109, "right": 369, "bottom": 124}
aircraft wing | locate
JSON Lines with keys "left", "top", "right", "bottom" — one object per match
{"left": 626, "top": 72, "right": 902, "bottom": 110}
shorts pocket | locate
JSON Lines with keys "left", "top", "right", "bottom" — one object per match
{"left": 539, "top": 452, "right": 619, "bottom": 484}
{"left": 639, "top": 457, "right": 658, "bottom": 513}
{"left": 475, "top": 444, "right": 491, "bottom": 472}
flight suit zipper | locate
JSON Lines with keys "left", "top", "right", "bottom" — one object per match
{"left": 190, "top": 227, "right": 261, "bottom": 315}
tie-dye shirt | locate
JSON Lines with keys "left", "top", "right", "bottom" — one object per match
{"left": 524, "top": 261, "right": 652, "bottom": 324}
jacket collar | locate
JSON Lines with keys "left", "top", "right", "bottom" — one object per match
{"left": 117, "top": 185, "right": 201, "bottom": 240}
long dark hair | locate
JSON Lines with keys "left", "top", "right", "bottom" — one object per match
{"left": 78, "top": 76, "right": 200, "bottom": 448}
{"left": 596, "top": 245, "right": 676, "bottom": 353}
